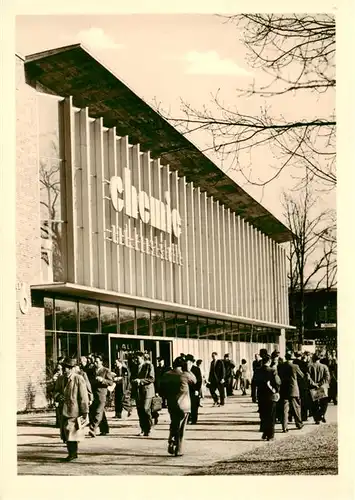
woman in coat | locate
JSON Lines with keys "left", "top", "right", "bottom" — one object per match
{"left": 54, "top": 357, "right": 89, "bottom": 461}
{"left": 256, "top": 354, "right": 281, "bottom": 441}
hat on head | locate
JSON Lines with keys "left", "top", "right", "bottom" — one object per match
{"left": 294, "top": 351, "right": 302, "bottom": 358}
{"left": 62, "top": 357, "right": 77, "bottom": 368}
{"left": 271, "top": 350, "right": 280, "bottom": 359}
{"left": 185, "top": 354, "right": 195, "bottom": 363}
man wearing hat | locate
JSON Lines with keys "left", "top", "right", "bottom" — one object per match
{"left": 160, "top": 356, "right": 197, "bottom": 456}
{"left": 278, "top": 352, "right": 304, "bottom": 432}
{"left": 88, "top": 354, "right": 114, "bottom": 437}
{"left": 208, "top": 352, "right": 226, "bottom": 406}
{"left": 54, "top": 357, "right": 89, "bottom": 461}
{"left": 185, "top": 354, "right": 202, "bottom": 424}
{"left": 132, "top": 351, "right": 155, "bottom": 436}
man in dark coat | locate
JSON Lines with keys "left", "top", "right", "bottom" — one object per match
{"left": 223, "top": 353, "right": 236, "bottom": 397}
{"left": 308, "top": 353, "right": 331, "bottom": 424}
{"left": 208, "top": 351, "right": 226, "bottom": 406}
{"left": 278, "top": 352, "right": 304, "bottom": 432}
{"left": 293, "top": 351, "right": 311, "bottom": 421}
{"left": 155, "top": 357, "right": 170, "bottom": 409}
{"left": 132, "top": 351, "right": 155, "bottom": 436}
{"left": 88, "top": 355, "right": 114, "bottom": 437}
{"left": 160, "top": 356, "right": 197, "bottom": 456}
{"left": 251, "top": 353, "right": 262, "bottom": 403}
{"left": 256, "top": 354, "right": 281, "bottom": 441}
{"left": 186, "top": 354, "right": 202, "bottom": 424}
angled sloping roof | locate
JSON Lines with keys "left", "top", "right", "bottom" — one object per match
{"left": 25, "top": 43, "right": 292, "bottom": 243}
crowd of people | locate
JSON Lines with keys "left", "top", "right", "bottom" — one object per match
{"left": 51, "top": 346, "right": 337, "bottom": 461}
{"left": 250, "top": 348, "right": 338, "bottom": 441}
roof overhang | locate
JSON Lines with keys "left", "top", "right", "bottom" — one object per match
{"left": 31, "top": 282, "right": 295, "bottom": 330}
{"left": 24, "top": 43, "right": 292, "bottom": 243}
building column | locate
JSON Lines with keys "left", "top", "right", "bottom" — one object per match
{"left": 279, "top": 328, "right": 286, "bottom": 358}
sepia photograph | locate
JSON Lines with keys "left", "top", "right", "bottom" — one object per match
{"left": 13, "top": 11, "right": 339, "bottom": 478}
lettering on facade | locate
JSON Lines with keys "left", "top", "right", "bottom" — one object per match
{"left": 106, "top": 224, "right": 183, "bottom": 266}
{"left": 107, "top": 167, "right": 183, "bottom": 266}
{"left": 109, "top": 168, "right": 182, "bottom": 239}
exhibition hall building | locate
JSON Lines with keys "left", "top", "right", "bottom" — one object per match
{"left": 16, "top": 44, "right": 292, "bottom": 410}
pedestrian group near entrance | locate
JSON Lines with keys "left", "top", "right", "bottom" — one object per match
{"left": 53, "top": 348, "right": 338, "bottom": 461}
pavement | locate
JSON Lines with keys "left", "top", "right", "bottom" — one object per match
{"left": 17, "top": 395, "right": 338, "bottom": 475}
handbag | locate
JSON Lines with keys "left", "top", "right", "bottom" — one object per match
{"left": 151, "top": 395, "right": 163, "bottom": 413}
{"left": 310, "top": 385, "right": 327, "bottom": 401}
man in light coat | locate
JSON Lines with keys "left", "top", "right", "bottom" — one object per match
{"left": 308, "top": 353, "right": 331, "bottom": 424}
{"left": 54, "top": 357, "right": 89, "bottom": 461}
{"left": 161, "top": 356, "right": 197, "bottom": 456}
{"left": 132, "top": 352, "right": 155, "bottom": 436}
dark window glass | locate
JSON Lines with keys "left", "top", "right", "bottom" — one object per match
{"left": 151, "top": 310, "right": 165, "bottom": 336}
{"left": 215, "top": 320, "right": 224, "bottom": 340}
{"left": 136, "top": 308, "right": 150, "bottom": 336}
{"left": 231, "top": 323, "right": 239, "bottom": 342}
{"left": 188, "top": 316, "right": 199, "bottom": 339}
{"left": 176, "top": 314, "right": 188, "bottom": 338}
{"left": 80, "top": 334, "right": 90, "bottom": 357}
{"left": 165, "top": 312, "right": 176, "bottom": 338}
{"left": 100, "top": 304, "right": 118, "bottom": 333}
{"left": 91, "top": 335, "right": 109, "bottom": 365}
{"left": 119, "top": 306, "right": 135, "bottom": 335}
{"left": 45, "top": 331, "right": 55, "bottom": 364}
{"left": 44, "top": 297, "right": 54, "bottom": 330}
{"left": 68, "top": 333, "right": 78, "bottom": 358}
{"left": 225, "top": 321, "right": 233, "bottom": 341}
{"left": 79, "top": 301, "right": 99, "bottom": 333}
{"left": 57, "top": 332, "right": 68, "bottom": 358}
{"left": 198, "top": 317, "right": 208, "bottom": 339}
{"left": 206, "top": 319, "right": 217, "bottom": 340}
{"left": 55, "top": 299, "right": 77, "bottom": 332}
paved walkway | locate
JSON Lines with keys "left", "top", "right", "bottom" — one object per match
{"left": 17, "top": 395, "right": 337, "bottom": 475}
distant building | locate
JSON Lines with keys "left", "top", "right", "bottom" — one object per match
{"left": 288, "top": 288, "right": 337, "bottom": 350}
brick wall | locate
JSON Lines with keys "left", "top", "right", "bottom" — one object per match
{"left": 16, "top": 54, "right": 47, "bottom": 410}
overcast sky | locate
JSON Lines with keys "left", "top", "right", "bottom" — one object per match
{"left": 16, "top": 14, "right": 335, "bottom": 223}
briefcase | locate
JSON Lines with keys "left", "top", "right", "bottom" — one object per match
{"left": 151, "top": 395, "right": 163, "bottom": 413}
{"left": 310, "top": 386, "right": 327, "bottom": 401}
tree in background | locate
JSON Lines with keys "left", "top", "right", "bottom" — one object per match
{"left": 163, "top": 14, "right": 335, "bottom": 189}
{"left": 283, "top": 186, "right": 337, "bottom": 347}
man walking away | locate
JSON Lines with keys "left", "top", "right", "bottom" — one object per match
{"left": 88, "top": 355, "right": 114, "bottom": 437}
{"left": 223, "top": 353, "right": 236, "bottom": 397}
{"left": 256, "top": 354, "right": 281, "bottom": 441}
{"left": 278, "top": 352, "right": 304, "bottom": 432}
{"left": 186, "top": 354, "right": 202, "bottom": 424}
{"left": 308, "top": 354, "right": 330, "bottom": 424}
{"left": 54, "top": 357, "right": 89, "bottom": 461}
{"left": 239, "top": 359, "right": 249, "bottom": 395}
{"left": 161, "top": 356, "right": 197, "bottom": 456}
{"left": 132, "top": 351, "right": 155, "bottom": 436}
{"left": 208, "top": 352, "right": 226, "bottom": 406}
